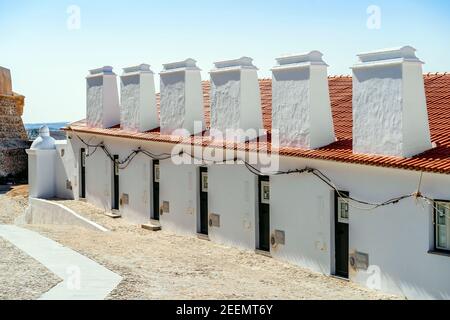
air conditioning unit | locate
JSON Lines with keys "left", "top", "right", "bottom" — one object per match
{"left": 160, "top": 201, "right": 170, "bottom": 215}
{"left": 120, "top": 193, "right": 129, "bottom": 206}
{"left": 209, "top": 213, "right": 220, "bottom": 228}
{"left": 349, "top": 251, "right": 369, "bottom": 271}
{"left": 271, "top": 230, "right": 285, "bottom": 248}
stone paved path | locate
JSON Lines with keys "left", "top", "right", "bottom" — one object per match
{"left": 0, "top": 237, "right": 61, "bottom": 300}
{"left": 0, "top": 225, "right": 122, "bottom": 300}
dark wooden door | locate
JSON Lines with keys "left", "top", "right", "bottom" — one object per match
{"left": 152, "top": 160, "right": 160, "bottom": 220}
{"left": 335, "top": 191, "right": 349, "bottom": 278}
{"left": 112, "top": 155, "right": 119, "bottom": 210}
{"left": 199, "top": 167, "right": 208, "bottom": 235}
{"left": 80, "top": 148, "right": 86, "bottom": 199}
{"left": 258, "top": 176, "right": 270, "bottom": 252}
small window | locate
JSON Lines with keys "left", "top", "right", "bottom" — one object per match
{"left": 201, "top": 171, "right": 208, "bottom": 192}
{"left": 435, "top": 201, "right": 450, "bottom": 252}
{"left": 81, "top": 150, "right": 86, "bottom": 168}
{"left": 154, "top": 164, "right": 160, "bottom": 183}
{"left": 261, "top": 181, "right": 270, "bottom": 204}
{"left": 338, "top": 198, "right": 349, "bottom": 224}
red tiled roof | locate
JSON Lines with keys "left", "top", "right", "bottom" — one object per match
{"left": 66, "top": 74, "right": 450, "bottom": 174}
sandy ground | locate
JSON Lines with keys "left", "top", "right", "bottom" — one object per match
{"left": 53, "top": 199, "right": 143, "bottom": 233}
{"left": 0, "top": 187, "right": 28, "bottom": 224}
{"left": 1, "top": 188, "right": 61, "bottom": 300}
{"left": 1, "top": 189, "right": 401, "bottom": 300}
{"left": 0, "top": 238, "right": 61, "bottom": 300}
{"left": 31, "top": 199, "right": 398, "bottom": 300}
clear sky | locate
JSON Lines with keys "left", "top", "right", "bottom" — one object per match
{"left": 1, "top": 0, "right": 450, "bottom": 123}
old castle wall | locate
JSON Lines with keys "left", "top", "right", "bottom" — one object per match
{"left": 0, "top": 67, "right": 29, "bottom": 183}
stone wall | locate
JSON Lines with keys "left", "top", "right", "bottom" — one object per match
{"left": 0, "top": 67, "right": 12, "bottom": 96}
{"left": 0, "top": 93, "right": 29, "bottom": 183}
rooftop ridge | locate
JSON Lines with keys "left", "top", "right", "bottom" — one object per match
{"left": 146, "top": 74, "right": 447, "bottom": 86}
{"left": 67, "top": 73, "right": 450, "bottom": 175}
{"left": 328, "top": 75, "right": 352, "bottom": 79}
{"left": 425, "top": 72, "right": 449, "bottom": 76}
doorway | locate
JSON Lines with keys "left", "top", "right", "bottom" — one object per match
{"left": 335, "top": 191, "right": 350, "bottom": 278}
{"left": 80, "top": 148, "right": 86, "bottom": 199}
{"left": 112, "top": 155, "right": 119, "bottom": 211}
{"left": 152, "top": 160, "right": 160, "bottom": 220}
{"left": 258, "top": 176, "right": 270, "bottom": 252}
{"left": 199, "top": 167, "right": 208, "bottom": 235}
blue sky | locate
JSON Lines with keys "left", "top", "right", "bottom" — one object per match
{"left": 1, "top": 0, "right": 450, "bottom": 123}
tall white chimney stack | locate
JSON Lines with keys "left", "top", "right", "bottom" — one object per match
{"left": 210, "top": 57, "right": 263, "bottom": 140}
{"left": 86, "top": 66, "right": 120, "bottom": 128}
{"left": 271, "top": 51, "right": 335, "bottom": 149}
{"left": 120, "top": 64, "right": 158, "bottom": 132}
{"left": 159, "top": 58, "right": 204, "bottom": 136}
{"left": 352, "top": 46, "right": 432, "bottom": 157}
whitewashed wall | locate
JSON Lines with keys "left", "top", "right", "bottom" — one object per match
{"left": 85, "top": 140, "right": 112, "bottom": 212}
{"left": 54, "top": 141, "right": 76, "bottom": 200}
{"left": 275, "top": 156, "right": 450, "bottom": 299}
{"left": 27, "top": 150, "right": 56, "bottom": 199}
{"left": 160, "top": 72, "right": 186, "bottom": 135}
{"left": 271, "top": 57, "right": 335, "bottom": 149}
{"left": 352, "top": 48, "right": 432, "bottom": 158}
{"left": 66, "top": 134, "right": 450, "bottom": 299}
{"left": 23, "top": 198, "right": 106, "bottom": 231}
{"left": 270, "top": 171, "right": 333, "bottom": 275}
{"left": 69, "top": 135, "right": 173, "bottom": 224}
{"left": 102, "top": 138, "right": 151, "bottom": 224}
{"left": 208, "top": 165, "right": 257, "bottom": 251}
{"left": 347, "top": 168, "right": 450, "bottom": 300}
{"left": 159, "top": 160, "right": 199, "bottom": 236}
{"left": 353, "top": 65, "right": 403, "bottom": 156}
{"left": 117, "top": 152, "right": 151, "bottom": 224}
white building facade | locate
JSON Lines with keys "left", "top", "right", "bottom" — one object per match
{"left": 28, "top": 47, "right": 450, "bottom": 300}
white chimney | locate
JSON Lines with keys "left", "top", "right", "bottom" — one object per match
{"left": 159, "top": 58, "right": 204, "bottom": 136}
{"left": 352, "top": 46, "right": 432, "bottom": 157}
{"left": 86, "top": 66, "right": 120, "bottom": 128}
{"left": 210, "top": 57, "right": 263, "bottom": 140}
{"left": 271, "top": 51, "right": 335, "bottom": 149}
{"left": 120, "top": 64, "right": 158, "bottom": 132}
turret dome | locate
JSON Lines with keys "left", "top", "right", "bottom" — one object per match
{"left": 30, "top": 125, "right": 56, "bottom": 150}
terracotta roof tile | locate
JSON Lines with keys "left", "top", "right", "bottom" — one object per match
{"left": 66, "top": 74, "right": 450, "bottom": 174}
